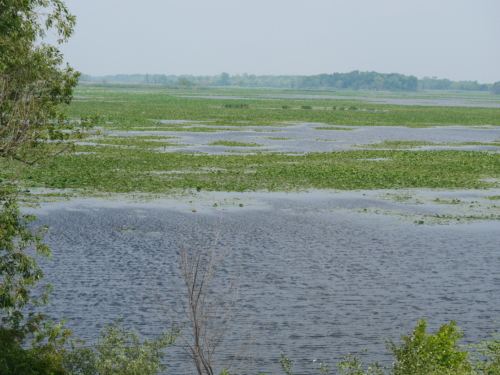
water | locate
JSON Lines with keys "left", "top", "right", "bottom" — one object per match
{"left": 31, "top": 192, "right": 500, "bottom": 374}
{"left": 106, "top": 125, "right": 500, "bottom": 155}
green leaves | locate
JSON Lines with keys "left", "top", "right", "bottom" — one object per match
{"left": 0, "top": 0, "right": 76, "bottom": 44}
{"left": 0, "top": 197, "right": 52, "bottom": 313}
{"left": 387, "top": 319, "right": 471, "bottom": 375}
{"left": 63, "top": 319, "right": 179, "bottom": 375}
{"left": 20, "top": 148, "right": 499, "bottom": 195}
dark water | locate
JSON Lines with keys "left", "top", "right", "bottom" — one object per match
{"left": 32, "top": 195, "right": 500, "bottom": 374}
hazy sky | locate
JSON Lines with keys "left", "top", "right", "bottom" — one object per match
{"left": 54, "top": 0, "right": 500, "bottom": 83}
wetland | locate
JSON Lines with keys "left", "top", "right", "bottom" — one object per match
{"left": 14, "top": 86, "right": 500, "bottom": 374}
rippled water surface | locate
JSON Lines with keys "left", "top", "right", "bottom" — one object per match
{"left": 32, "top": 192, "right": 500, "bottom": 374}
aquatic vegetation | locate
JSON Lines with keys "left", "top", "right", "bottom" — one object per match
{"left": 224, "top": 103, "right": 249, "bottom": 108}
{"left": 93, "top": 137, "right": 181, "bottom": 148}
{"left": 6, "top": 148, "right": 498, "bottom": 195}
{"left": 67, "top": 86, "right": 500, "bottom": 130}
{"left": 314, "top": 126, "right": 354, "bottom": 131}
{"left": 9, "top": 86, "right": 491, "bottom": 200}
{"left": 357, "top": 140, "right": 500, "bottom": 149}
{"left": 207, "top": 141, "right": 264, "bottom": 147}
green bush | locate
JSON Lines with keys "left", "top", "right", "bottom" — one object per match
{"left": 63, "top": 319, "right": 179, "bottom": 375}
{"left": 0, "top": 312, "right": 71, "bottom": 375}
{"left": 386, "top": 318, "right": 472, "bottom": 375}
{"left": 274, "top": 319, "right": 474, "bottom": 375}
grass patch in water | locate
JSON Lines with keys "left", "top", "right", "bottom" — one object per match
{"left": 117, "top": 135, "right": 181, "bottom": 139}
{"left": 93, "top": 138, "right": 181, "bottom": 148}
{"left": 314, "top": 127, "right": 355, "bottom": 131}
{"left": 358, "top": 140, "right": 500, "bottom": 149}
{"left": 156, "top": 126, "right": 247, "bottom": 132}
{"left": 66, "top": 86, "right": 500, "bottom": 129}
{"left": 7, "top": 148, "right": 499, "bottom": 195}
{"left": 207, "top": 141, "right": 264, "bottom": 147}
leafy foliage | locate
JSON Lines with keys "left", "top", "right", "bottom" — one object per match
{"left": 468, "top": 325, "right": 500, "bottom": 375}
{"left": 63, "top": 320, "right": 179, "bottom": 375}
{"left": 0, "top": 0, "right": 95, "bottom": 170}
{"left": 0, "top": 312, "right": 72, "bottom": 375}
{"left": 0, "top": 2, "right": 95, "bottom": 374}
{"left": 387, "top": 319, "right": 471, "bottom": 375}
{"left": 0, "top": 198, "right": 51, "bottom": 313}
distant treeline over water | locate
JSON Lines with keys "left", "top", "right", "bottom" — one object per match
{"left": 79, "top": 71, "right": 498, "bottom": 92}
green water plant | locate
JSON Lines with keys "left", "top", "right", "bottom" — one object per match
{"left": 467, "top": 325, "right": 500, "bottom": 374}
{"left": 207, "top": 140, "right": 263, "bottom": 147}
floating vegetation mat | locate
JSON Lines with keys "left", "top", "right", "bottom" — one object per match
{"left": 5, "top": 85, "right": 497, "bottom": 227}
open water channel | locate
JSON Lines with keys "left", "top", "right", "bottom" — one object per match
{"left": 32, "top": 189, "right": 500, "bottom": 374}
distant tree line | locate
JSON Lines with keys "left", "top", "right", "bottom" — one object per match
{"left": 492, "top": 81, "right": 500, "bottom": 95}
{"left": 420, "top": 76, "right": 492, "bottom": 91}
{"left": 78, "top": 71, "right": 496, "bottom": 92}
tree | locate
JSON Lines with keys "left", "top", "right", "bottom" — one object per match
{"left": 149, "top": 229, "right": 256, "bottom": 375}
{"left": 0, "top": 0, "right": 98, "bottom": 357}
{"left": 177, "top": 77, "right": 191, "bottom": 87}
{"left": 0, "top": 2, "right": 99, "bottom": 372}
{"left": 219, "top": 72, "right": 230, "bottom": 86}
{"left": 492, "top": 81, "right": 500, "bottom": 95}
{"left": 0, "top": 0, "right": 95, "bottom": 311}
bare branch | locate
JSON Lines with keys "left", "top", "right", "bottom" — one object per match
{"left": 144, "top": 225, "right": 257, "bottom": 375}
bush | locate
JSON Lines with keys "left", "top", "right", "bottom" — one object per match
{"left": 63, "top": 319, "right": 179, "bottom": 375}
{"left": 0, "top": 312, "right": 71, "bottom": 375}
{"left": 387, "top": 318, "right": 472, "bottom": 375}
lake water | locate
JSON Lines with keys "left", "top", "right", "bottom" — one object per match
{"left": 105, "top": 125, "right": 500, "bottom": 155}
{"left": 32, "top": 191, "right": 500, "bottom": 374}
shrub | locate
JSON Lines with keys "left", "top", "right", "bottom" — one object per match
{"left": 0, "top": 312, "right": 71, "bottom": 375}
{"left": 387, "top": 318, "right": 472, "bottom": 375}
{"left": 63, "top": 319, "right": 179, "bottom": 375}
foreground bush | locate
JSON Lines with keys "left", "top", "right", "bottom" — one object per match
{"left": 387, "top": 319, "right": 472, "bottom": 375}
{"left": 63, "top": 320, "right": 179, "bottom": 375}
{"left": 0, "top": 312, "right": 71, "bottom": 375}
{"left": 276, "top": 319, "right": 500, "bottom": 375}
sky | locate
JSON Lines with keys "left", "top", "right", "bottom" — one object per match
{"left": 52, "top": 0, "right": 500, "bottom": 83}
